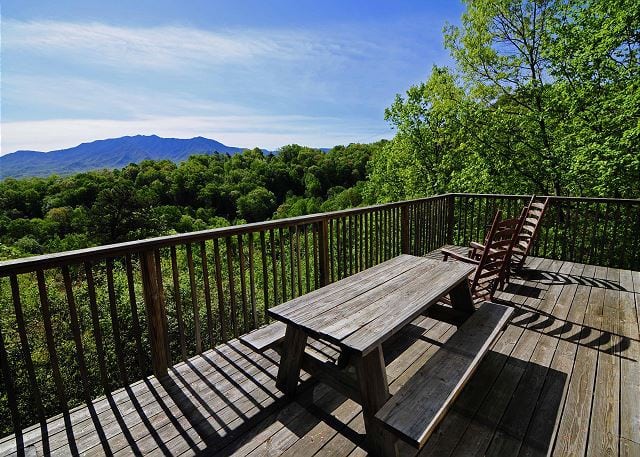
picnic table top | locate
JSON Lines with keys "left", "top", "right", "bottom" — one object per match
{"left": 268, "top": 254, "right": 475, "bottom": 356}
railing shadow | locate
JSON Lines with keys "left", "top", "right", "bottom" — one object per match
{"left": 422, "top": 352, "right": 568, "bottom": 457}
{"left": 517, "top": 268, "right": 626, "bottom": 290}
{"left": 503, "top": 305, "right": 636, "bottom": 360}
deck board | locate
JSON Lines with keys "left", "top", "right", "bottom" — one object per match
{"left": 1, "top": 249, "right": 637, "bottom": 457}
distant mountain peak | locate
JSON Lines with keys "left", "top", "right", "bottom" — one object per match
{"left": 1, "top": 135, "right": 249, "bottom": 179}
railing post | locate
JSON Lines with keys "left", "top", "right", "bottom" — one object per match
{"left": 140, "top": 250, "right": 169, "bottom": 378}
{"left": 446, "top": 194, "right": 455, "bottom": 244}
{"left": 317, "top": 219, "right": 330, "bottom": 286}
{"left": 401, "top": 205, "right": 410, "bottom": 254}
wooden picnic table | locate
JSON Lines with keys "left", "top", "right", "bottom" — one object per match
{"left": 268, "top": 254, "right": 476, "bottom": 456}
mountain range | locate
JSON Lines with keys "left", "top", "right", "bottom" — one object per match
{"left": 0, "top": 135, "right": 252, "bottom": 179}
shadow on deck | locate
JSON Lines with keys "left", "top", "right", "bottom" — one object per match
{"left": 2, "top": 249, "right": 638, "bottom": 456}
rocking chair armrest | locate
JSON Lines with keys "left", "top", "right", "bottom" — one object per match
{"left": 469, "top": 241, "right": 485, "bottom": 250}
{"left": 441, "top": 248, "right": 481, "bottom": 265}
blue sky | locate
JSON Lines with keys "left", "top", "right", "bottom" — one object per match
{"left": 1, "top": 0, "right": 464, "bottom": 154}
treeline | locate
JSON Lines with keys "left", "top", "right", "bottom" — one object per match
{"left": 0, "top": 142, "right": 383, "bottom": 259}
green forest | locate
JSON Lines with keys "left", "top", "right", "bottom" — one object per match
{"left": 0, "top": 143, "right": 379, "bottom": 259}
{"left": 0, "top": 0, "right": 638, "bottom": 437}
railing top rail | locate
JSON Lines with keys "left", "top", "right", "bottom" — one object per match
{"left": 0, "top": 195, "right": 446, "bottom": 276}
{"left": 450, "top": 193, "right": 640, "bottom": 204}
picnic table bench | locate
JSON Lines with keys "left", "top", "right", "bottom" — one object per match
{"left": 243, "top": 254, "right": 513, "bottom": 456}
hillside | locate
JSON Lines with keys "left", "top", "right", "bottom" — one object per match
{"left": 0, "top": 135, "right": 247, "bottom": 179}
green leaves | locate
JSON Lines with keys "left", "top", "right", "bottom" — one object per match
{"left": 370, "top": 0, "right": 639, "bottom": 201}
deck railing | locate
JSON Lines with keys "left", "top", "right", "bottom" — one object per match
{"left": 0, "top": 193, "right": 638, "bottom": 441}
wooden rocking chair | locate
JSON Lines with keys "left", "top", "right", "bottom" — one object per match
{"left": 441, "top": 209, "right": 524, "bottom": 301}
{"left": 510, "top": 196, "right": 549, "bottom": 271}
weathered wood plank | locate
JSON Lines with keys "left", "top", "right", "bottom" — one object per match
{"left": 552, "top": 285, "right": 602, "bottom": 457}
{"left": 269, "top": 255, "right": 424, "bottom": 322}
{"left": 375, "top": 302, "right": 513, "bottom": 449}
{"left": 341, "top": 261, "right": 474, "bottom": 355}
{"left": 239, "top": 322, "right": 286, "bottom": 352}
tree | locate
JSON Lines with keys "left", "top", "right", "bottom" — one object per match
{"left": 90, "top": 180, "right": 159, "bottom": 243}
{"left": 368, "top": 0, "right": 639, "bottom": 200}
{"left": 236, "top": 187, "right": 277, "bottom": 222}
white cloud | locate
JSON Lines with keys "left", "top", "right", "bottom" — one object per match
{"left": 1, "top": 75, "right": 252, "bottom": 118}
{"left": 2, "top": 19, "right": 384, "bottom": 71}
{"left": 0, "top": 116, "right": 392, "bottom": 154}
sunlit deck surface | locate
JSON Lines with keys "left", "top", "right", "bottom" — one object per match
{"left": 2, "top": 247, "right": 638, "bottom": 457}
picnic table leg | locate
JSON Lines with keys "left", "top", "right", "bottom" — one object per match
{"left": 355, "top": 345, "right": 397, "bottom": 457}
{"left": 449, "top": 279, "right": 475, "bottom": 314}
{"left": 276, "top": 324, "right": 308, "bottom": 395}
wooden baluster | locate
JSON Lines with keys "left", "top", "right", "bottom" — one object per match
{"left": 383, "top": 209, "right": 388, "bottom": 260}
{"left": 186, "top": 243, "right": 202, "bottom": 353}
{"left": 350, "top": 215, "right": 355, "bottom": 272}
{"left": 248, "top": 232, "right": 257, "bottom": 329}
{"left": 474, "top": 197, "right": 482, "bottom": 243}
{"left": 238, "top": 234, "right": 249, "bottom": 333}
{"left": 415, "top": 204, "right": 421, "bottom": 255}
{"left": 552, "top": 203, "right": 561, "bottom": 259}
{"left": 295, "top": 226, "right": 303, "bottom": 296}
{"left": 422, "top": 200, "right": 434, "bottom": 251}
{"left": 365, "top": 211, "right": 370, "bottom": 267}
{"left": 611, "top": 203, "right": 621, "bottom": 268}
{"left": 85, "top": 262, "right": 110, "bottom": 391}
{"left": 459, "top": 196, "right": 466, "bottom": 246}
{"left": 329, "top": 218, "right": 335, "bottom": 282}
{"left": 62, "top": 266, "right": 92, "bottom": 403}
{"left": 359, "top": 213, "right": 364, "bottom": 270}
{"left": 303, "top": 225, "right": 311, "bottom": 293}
{"left": 153, "top": 251, "right": 171, "bottom": 363}
{"left": 600, "top": 202, "right": 611, "bottom": 266}
{"left": 317, "top": 219, "right": 330, "bottom": 287}
{"left": 312, "top": 224, "right": 320, "bottom": 289}
{"left": 200, "top": 241, "right": 215, "bottom": 348}
{"left": 106, "top": 259, "right": 128, "bottom": 385}
{"left": 401, "top": 205, "right": 410, "bottom": 254}
{"left": 270, "top": 229, "right": 279, "bottom": 306}
{"left": 389, "top": 209, "right": 394, "bottom": 256}
{"left": 225, "top": 237, "right": 239, "bottom": 338}
{"left": 577, "top": 201, "right": 588, "bottom": 264}
{"left": 456, "top": 196, "right": 463, "bottom": 244}
{"left": 170, "top": 246, "right": 187, "bottom": 360}
{"left": 377, "top": 210, "right": 383, "bottom": 263}
{"left": 620, "top": 204, "right": 631, "bottom": 268}
{"left": 213, "top": 238, "right": 227, "bottom": 342}
{"left": 259, "top": 231, "right": 270, "bottom": 323}
{"left": 435, "top": 198, "right": 442, "bottom": 248}
{"left": 291, "top": 225, "right": 302, "bottom": 296}
{"left": 342, "top": 217, "right": 348, "bottom": 277}
{"left": 336, "top": 218, "right": 342, "bottom": 279}
{"left": 36, "top": 270, "right": 68, "bottom": 411}
{"left": 279, "top": 228, "right": 287, "bottom": 301}
{"left": 288, "top": 227, "right": 295, "bottom": 299}
{"left": 125, "top": 255, "right": 145, "bottom": 376}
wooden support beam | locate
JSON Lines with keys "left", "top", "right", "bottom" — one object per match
{"left": 355, "top": 345, "right": 398, "bottom": 457}
{"left": 276, "top": 324, "right": 308, "bottom": 396}
{"left": 140, "top": 250, "right": 169, "bottom": 378}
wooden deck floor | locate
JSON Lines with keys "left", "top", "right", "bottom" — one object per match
{"left": 1, "top": 250, "right": 639, "bottom": 456}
